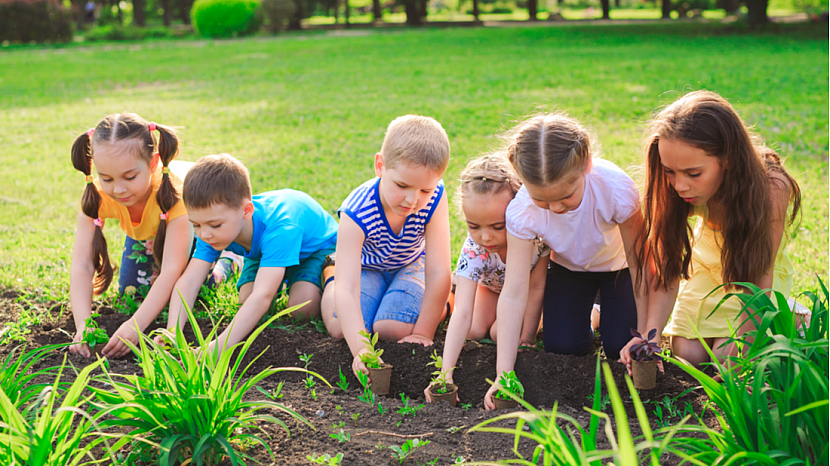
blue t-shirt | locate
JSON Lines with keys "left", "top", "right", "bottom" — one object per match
{"left": 193, "top": 190, "right": 338, "bottom": 268}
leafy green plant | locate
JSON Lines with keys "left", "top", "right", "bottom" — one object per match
{"left": 299, "top": 352, "right": 313, "bottom": 368}
{"left": 494, "top": 370, "right": 525, "bottom": 401}
{"left": 356, "top": 371, "right": 376, "bottom": 406}
{"left": 427, "top": 350, "right": 455, "bottom": 394}
{"left": 351, "top": 412, "right": 361, "bottom": 426}
{"left": 334, "top": 366, "right": 349, "bottom": 393}
{"left": 459, "top": 402, "right": 472, "bottom": 411}
{"left": 388, "top": 438, "right": 431, "bottom": 464}
{"left": 330, "top": 421, "right": 345, "bottom": 429}
{"left": 190, "top": 0, "right": 261, "bottom": 38}
{"left": 0, "top": 356, "right": 126, "bottom": 465}
{"left": 358, "top": 330, "right": 384, "bottom": 369}
{"left": 397, "top": 393, "right": 425, "bottom": 417}
{"left": 628, "top": 328, "right": 661, "bottom": 362}
{"left": 0, "top": 344, "right": 64, "bottom": 407}
{"left": 666, "top": 280, "right": 829, "bottom": 465}
{"left": 329, "top": 429, "right": 350, "bottom": 443}
{"left": 255, "top": 381, "right": 284, "bottom": 400}
{"left": 307, "top": 452, "right": 343, "bottom": 465}
{"left": 82, "top": 313, "right": 109, "bottom": 350}
{"left": 585, "top": 392, "right": 610, "bottom": 412}
{"left": 91, "top": 297, "right": 329, "bottom": 466}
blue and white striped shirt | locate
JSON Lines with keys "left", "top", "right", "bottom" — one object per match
{"left": 339, "top": 177, "right": 444, "bottom": 271}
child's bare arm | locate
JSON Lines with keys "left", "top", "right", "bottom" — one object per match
{"left": 333, "top": 216, "right": 370, "bottom": 360}
{"left": 520, "top": 255, "right": 549, "bottom": 347}
{"left": 484, "top": 234, "right": 533, "bottom": 410}
{"left": 400, "top": 193, "right": 451, "bottom": 345}
{"left": 440, "top": 277, "right": 477, "bottom": 381}
{"left": 210, "top": 266, "right": 284, "bottom": 353}
{"left": 165, "top": 258, "right": 212, "bottom": 334}
{"left": 69, "top": 212, "right": 97, "bottom": 357}
{"left": 104, "top": 215, "right": 192, "bottom": 358}
{"left": 618, "top": 210, "right": 648, "bottom": 336}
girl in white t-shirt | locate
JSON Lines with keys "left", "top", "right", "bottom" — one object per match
{"left": 425, "top": 155, "right": 550, "bottom": 402}
{"left": 483, "top": 113, "right": 646, "bottom": 410}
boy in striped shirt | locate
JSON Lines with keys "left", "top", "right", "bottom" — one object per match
{"left": 321, "top": 115, "right": 452, "bottom": 378}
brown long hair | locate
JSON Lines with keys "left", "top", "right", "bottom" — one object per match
{"left": 71, "top": 113, "right": 180, "bottom": 294}
{"left": 634, "top": 91, "right": 801, "bottom": 291}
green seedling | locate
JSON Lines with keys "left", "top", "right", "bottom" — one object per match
{"left": 357, "top": 372, "right": 376, "bottom": 406}
{"left": 311, "top": 389, "right": 318, "bottom": 401}
{"left": 305, "top": 375, "right": 317, "bottom": 389}
{"left": 329, "top": 429, "right": 350, "bottom": 443}
{"left": 330, "top": 421, "right": 345, "bottom": 429}
{"left": 255, "top": 381, "right": 284, "bottom": 400}
{"left": 427, "top": 350, "right": 455, "bottom": 394}
{"left": 586, "top": 392, "right": 611, "bottom": 412}
{"left": 307, "top": 452, "right": 343, "bottom": 465}
{"left": 445, "top": 425, "right": 464, "bottom": 434}
{"left": 377, "top": 401, "right": 385, "bottom": 414}
{"left": 351, "top": 412, "right": 361, "bottom": 426}
{"left": 358, "top": 330, "right": 384, "bottom": 369}
{"left": 82, "top": 313, "right": 109, "bottom": 350}
{"left": 494, "top": 370, "right": 525, "bottom": 400}
{"left": 417, "top": 459, "right": 438, "bottom": 466}
{"left": 389, "top": 438, "right": 431, "bottom": 464}
{"left": 459, "top": 402, "right": 472, "bottom": 411}
{"left": 334, "top": 366, "right": 349, "bottom": 393}
{"left": 299, "top": 352, "right": 314, "bottom": 369}
{"left": 396, "top": 393, "right": 425, "bottom": 417}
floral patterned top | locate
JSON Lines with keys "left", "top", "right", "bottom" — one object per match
{"left": 454, "top": 235, "right": 550, "bottom": 294}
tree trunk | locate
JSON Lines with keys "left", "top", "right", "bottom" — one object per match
{"left": 403, "top": 0, "right": 421, "bottom": 25}
{"left": 159, "top": 0, "right": 171, "bottom": 26}
{"left": 288, "top": 0, "right": 304, "bottom": 29}
{"left": 115, "top": 0, "right": 123, "bottom": 24}
{"left": 344, "top": 0, "right": 350, "bottom": 27}
{"left": 661, "top": 0, "right": 671, "bottom": 18}
{"left": 528, "top": 0, "right": 537, "bottom": 20}
{"left": 600, "top": 0, "right": 609, "bottom": 19}
{"left": 614, "top": 0, "right": 619, "bottom": 6}
{"left": 472, "top": 0, "right": 478, "bottom": 20}
{"left": 419, "top": 0, "right": 427, "bottom": 22}
{"left": 132, "top": 0, "right": 146, "bottom": 26}
{"left": 333, "top": 0, "right": 339, "bottom": 23}
{"left": 179, "top": 0, "right": 193, "bottom": 24}
{"left": 373, "top": 0, "right": 382, "bottom": 22}
{"left": 746, "top": 0, "right": 768, "bottom": 25}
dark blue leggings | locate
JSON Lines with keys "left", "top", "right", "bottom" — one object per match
{"left": 542, "top": 262, "right": 637, "bottom": 358}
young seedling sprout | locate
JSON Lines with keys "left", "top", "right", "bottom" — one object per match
{"left": 629, "top": 328, "right": 662, "bottom": 362}
{"left": 494, "top": 370, "right": 525, "bottom": 401}
{"left": 358, "top": 330, "right": 383, "bottom": 369}
{"left": 81, "top": 313, "right": 109, "bottom": 351}
{"left": 427, "top": 350, "right": 455, "bottom": 394}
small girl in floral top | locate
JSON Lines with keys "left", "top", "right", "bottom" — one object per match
{"left": 425, "top": 154, "right": 549, "bottom": 402}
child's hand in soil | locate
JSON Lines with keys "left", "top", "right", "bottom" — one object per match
{"left": 398, "top": 333, "right": 433, "bottom": 346}
{"left": 518, "top": 336, "right": 536, "bottom": 352}
{"left": 618, "top": 336, "right": 664, "bottom": 376}
{"left": 352, "top": 348, "right": 374, "bottom": 381}
{"left": 483, "top": 380, "right": 503, "bottom": 410}
{"left": 70, "top": 329, "right": 92, "bottom": 358}
{"left": 424, "top": 379, "right": 459, "bottom": 403}
{"left": 103, "top": 321, "right": 140, "bottom": 359}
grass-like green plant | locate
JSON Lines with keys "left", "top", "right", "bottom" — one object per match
{"left": 396, "top": 393, "right": 425, "bottom": 417}
{"left": 0, "top": 356, "right": 125, "bottom": 465}
{"left": 358, "top": 330, "right": 384, "bottom": 369}
{"left": 91, "top": 296, "right": 329, "bottom": 466}
{"left": 334, "top": 365, "right": 349, "bottom": 393}
{"left": 329, "top": 428, "right": 350, "bottom": 443}
{"left": 0, "top": 343, "right": 65, "bottom": 407}
{"left": 666, "top": 280, "right": 829, "bottom": 465}
{"left": 307, "top": 452, "right": 343, "bottom": 465}
{"left": 388, "top": 438, "right": 431, "bottom": 464}
{"left": 470, "top": 358, "right": 689, "bottom": 466}
{"left": 427, "top": 350, "right": 454, "bottom": 394}
{"left": 81, "top": 313, "right": 109, "bottom": 350}
{"left": 494, "top": 370, "right": 525, "bottom": 401}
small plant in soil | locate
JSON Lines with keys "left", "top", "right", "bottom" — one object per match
{"left": 256, "top": 381, "right": 284, "bottom": 400}
{"left": 459, "top": 402, "right": 472, "bottom": 411}
{"left": 586, "top": 392, "right": 610, "bottom": 412}
{"left": 351, "top": 412, "right": 361, "bottom": 426}
{"left": 299, "top": 352, "right": 313, "bottom": 368}
{"left": 82, "top": 313, "right": 109, "bottom": 352}
{"left": 396, "top": 393, "right": 424, "bottom": 418}
{"left": 427, "top": 350, "right": 454, "bottom": 393}
{"left": 334, "top": 366, "right": 349, "bottom": 393}
{"left": 330, "top": 421, "right": 345, "bottom": 429}
{"left": 357, "top": 371, "right": 377, "bottom": 406}
{"left": 493, "top": 370, "right": 525, "bottom": 409}
{"left": 358, "top": 330, "right": 383, "bottom": 368}
{"left": 446, "top": 426, "right": 464, "bottom": 434}
{"left": 388, "top": 438, "right": 431, "bottom": 464}
{"left": 307, "top": 452, "right": 343, "bottom": 465}
{"left": 377, "top": 401, "right": 386, "bottom": 414}
{"left": 629, "top": 328, "right": 662, "bottom": 389}
{"left": 329, "top": 428, "right": 350, "bottom": 443}
{"left": 358, "top": 330, "right": 393, "bottom": 395}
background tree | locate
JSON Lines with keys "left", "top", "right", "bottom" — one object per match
{"left": 528, "top": 0, "right": 537, "bottom": 20}
{"left": 133, "top": 0, "right": 147, "bottom": 25}
{"left": 601, "top": 0, "right": 609, "bottom": 18}
{"left": 661, "top": 0, "right": 670, "bottom": 18}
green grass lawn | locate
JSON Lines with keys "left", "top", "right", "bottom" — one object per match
{"left": 0, "top": 22, "right": 826, "bottom": 303}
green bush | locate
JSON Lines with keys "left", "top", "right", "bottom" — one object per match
{"left": 0, "top": 0, "right": 72, "bottom": 43}
{"left": 191, "top": 0, "right": 261, "bottom": 38}
{"left": 84, "top": 25, "right": 174, "bottom": 42}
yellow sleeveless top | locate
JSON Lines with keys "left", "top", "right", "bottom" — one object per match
{"left": 663, "top": 204, "right": 793, "bottom": 339}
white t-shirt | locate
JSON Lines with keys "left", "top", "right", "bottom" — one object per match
{"left": 505, "top": 158, "right": 640, "bottom": 273}
{"left": 455, "top": 235, "right": 550, "bottom": 294}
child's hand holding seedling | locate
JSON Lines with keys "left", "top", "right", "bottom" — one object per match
{"left": 494, "top": 370, "right": 524, "bottom": 401}
{"left": 354, "top": 330, "right": 384, "bottom": 380}
{"left": 425, "top": 350, "right": 458, "bottom": 402}
{"left": 74, "top": 313, "right": 109, "bottom": 358}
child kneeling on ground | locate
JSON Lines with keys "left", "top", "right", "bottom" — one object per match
{"left": 159, "top": 153, "right": 338, "bottom": 353}
{"left": 321, "top": 115, "right": 453, "bottom": 379}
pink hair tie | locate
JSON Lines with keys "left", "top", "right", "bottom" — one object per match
{"left": 86, "top": 128, "right": 95, "bottom": 138}
{"left": 93, "top": 218, "right": 103, "bottom": 228}
{"left": 84, "top": 175, "right": 94, "bottom": 184}
{"left": 159, "top": 212, "right": 169, "bottom": 221}
{"left": 148, "top": 122, "right": 157, "bottom": 132}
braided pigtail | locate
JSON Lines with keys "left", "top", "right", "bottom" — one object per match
{"left": 151, "top": 122, "right": 181, "bottom": 269}
{"left": 71, "top": 129, "right": 113, "bottom": 295}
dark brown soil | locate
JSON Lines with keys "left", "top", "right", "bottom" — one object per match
{"left": 0, "top": 289, "right": 713, "bottom": 465}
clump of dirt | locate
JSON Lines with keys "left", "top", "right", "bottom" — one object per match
{"left": 0, "top": 291, "right": 712, "bottom": 465}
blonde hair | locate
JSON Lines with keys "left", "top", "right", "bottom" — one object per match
{"left": 183, "top": 154, "right": 252, "bottom": 210}
{"left": 380, "top": 115, "right": 451, "bottom": 173}
{"left": 455, "top": 153, "right": 521, "bottom": 211}
{"left": 506, "top": 113, "right": 594, "bottom": 187}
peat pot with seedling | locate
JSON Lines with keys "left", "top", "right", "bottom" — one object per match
{"left": 629, "top": 328, "right": 661, "bottom": 390}
{"left": 359, "top": 330, "right": 392, "bottom": 396}
{"left": 82, "top": 313, "right": 109, "bottom": 357}
{"left": 427, "top": 350, "right": 458, "bottom": 407}
{"left": 493, "top": 370, "right": 524, "bottom": 410}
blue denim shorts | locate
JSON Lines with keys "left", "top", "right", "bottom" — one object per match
{"left": 237, "top": 244, "right": 337, "bottom": 293}
{"left": 359, "top": 255, "right": 425, "bottom": 332}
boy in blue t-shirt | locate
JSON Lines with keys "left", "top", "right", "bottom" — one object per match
{"left": 161, "top": 153, "right": 338, "bottom": 352}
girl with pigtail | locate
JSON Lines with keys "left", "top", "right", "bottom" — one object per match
{"left": 69, "top": 113, "right": 233, "bottom": 359}
{"left": 483, "top": 113, "right": 647, "bottom": 410}
{"left": 424, "top": 155, "right": 550, "bottom": 403}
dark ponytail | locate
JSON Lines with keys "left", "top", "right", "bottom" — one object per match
{"left": 151, "top": 122, "right": 181, "bottom": 269}
{"left": 71, "top": 129, "right": 113, "bottom": 295}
